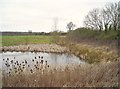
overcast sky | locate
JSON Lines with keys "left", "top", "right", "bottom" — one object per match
{"left": 0, "top": 0, "right": 119, "bottom": 32}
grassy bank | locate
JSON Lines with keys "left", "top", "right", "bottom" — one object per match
{"left": 54, "top": 28, "right": 120, "bottom": 63}
{"left": 66, "top": 28, "right": 120, "bottom": 51}
{"left": 0, "top": 70, "right": 2, "bottom": 88}
{"left": 68, "top": 43, "right": 118, "bottom": 63}
{"left": 67, "top": 28, "right": 120, "bottom": 41}
{"left": 1, "top": 35, "right": 53, "bottom": 46}
{"left": 57, "top": 37, "right": 119, "bottom": 63}
{"left": 3, "top": 62, "right": 119, "bottom": 87}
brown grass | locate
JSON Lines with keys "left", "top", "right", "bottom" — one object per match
{"left": 64, "top": 43, "right": 119, "bottom": 63}
{"left": 3, "top": 62, "right": 119, "bottom": 87}
{"left": 56, "top": 37, "right": 119, "bottom": 63}
{"left": 0, "top": 70, "right": 2, "bottom": 88}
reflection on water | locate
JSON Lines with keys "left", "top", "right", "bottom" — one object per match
{"left": 2, "top": 51, "right": 85, "bottom": 72}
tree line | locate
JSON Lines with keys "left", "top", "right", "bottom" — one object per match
{"left": 83, "top": 2, "right": 120, "bottom": 31}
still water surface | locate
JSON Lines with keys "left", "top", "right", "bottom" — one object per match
{"left": 1, "top": 52, "right": 85, "bottom": 72}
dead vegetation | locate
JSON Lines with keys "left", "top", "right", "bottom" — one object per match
{"left": 58, "top": 39, "right": 119, "bottom": 64}
{"left": 3, "top": 61, "right": 119, "bottom": 87}
{"left": 1, "top": 44, "right": 68, "bottom": 53}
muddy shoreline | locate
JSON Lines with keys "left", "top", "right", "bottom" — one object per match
{"left": 0, "top": 44, "right": 69, "bottom": 53}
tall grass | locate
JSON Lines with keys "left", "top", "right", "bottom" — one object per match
{"left": 62, "top": 43, "right": 118, "bottom": 64}
{"left": 0, "top": 70, "right": 2, "bottom": 88}
{"left": 56, "top": 29, "right": 119, "bottom": 63}
{"left": 3, "top": 62, "right": 119, "bottom": 87}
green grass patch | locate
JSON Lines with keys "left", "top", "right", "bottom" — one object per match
{"left": 1, "top": 35, "right": 53, "bottom": 46}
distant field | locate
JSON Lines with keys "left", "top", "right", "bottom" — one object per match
{"left": 1, "top": 35, "right": 53, "bottom": 46}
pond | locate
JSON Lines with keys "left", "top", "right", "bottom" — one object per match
{"left": 1, "top": 52, "right": 85, "bottom": 73}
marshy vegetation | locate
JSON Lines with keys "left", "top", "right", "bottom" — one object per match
{"left": 1, "top": 28, "right": 120, "bottom": 88}
{"left": 54, "top": 29, "right": 119, "bottom": 64}
{"left": 2, "top": 53, "right": 119, "bottom": 87}
{"left": 1, "top": 1, "right": 120, "bottom": 88}
{"left": 2, "top": 52, "right": 85, "bottom": 87}
{"left": 1, "top": 44, "right": 68, "bottom": 53}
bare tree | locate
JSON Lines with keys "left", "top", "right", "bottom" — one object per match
{"left": 84, "top": 2, "right": 119, "bottom": 31}
{"left": 118, "top": 1, "right": 120, "bottom": 29}
{"left": 84, "top": 9, "right": 103, "bottom": 31}
{"left": 104, "top": 2, "right": 119, "bottom": 30}
{"left": 101, "top": 8, "right": 112, "bottom": 31}
{"left": 67, "top": 22, "right": 75, "bottom": 31}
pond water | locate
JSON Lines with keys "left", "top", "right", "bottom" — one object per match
{"left": 1, "top": 52, "right": 85, "bottom": 73}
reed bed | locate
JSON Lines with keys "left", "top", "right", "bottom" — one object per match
{"left": 2, "top": 56, "right": 119, "bottom": 87}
